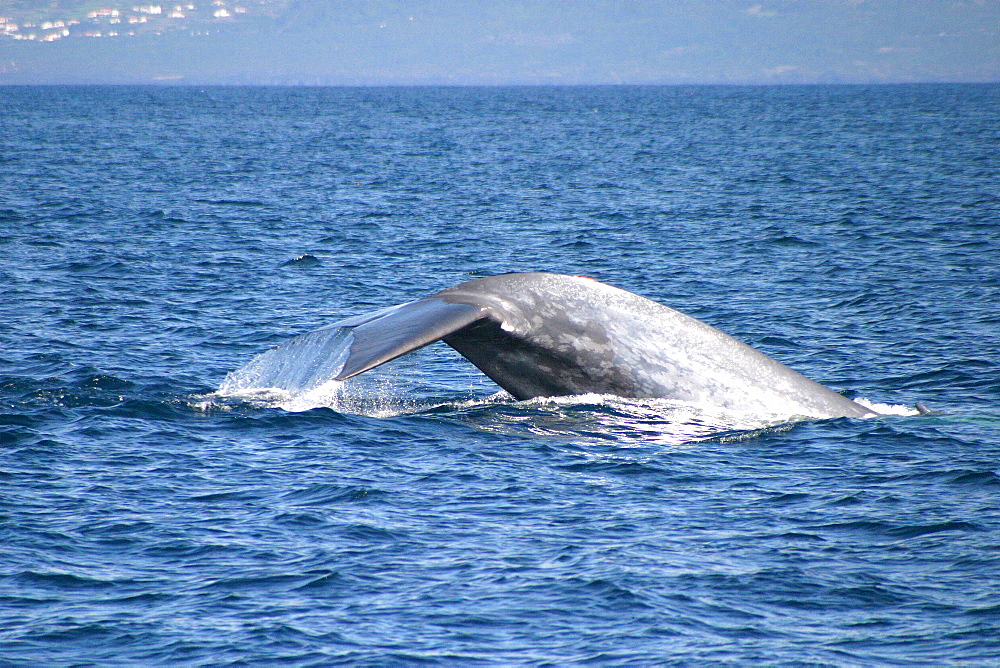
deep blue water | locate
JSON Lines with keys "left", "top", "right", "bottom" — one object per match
{"left": 2, "top": 84, "right": 999, "bottom": 666}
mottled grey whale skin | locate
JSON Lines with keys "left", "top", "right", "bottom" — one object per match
{"left": 329, "top": 272, "right": 874, "bottom": 419}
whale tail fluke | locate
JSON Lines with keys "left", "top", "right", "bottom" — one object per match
{"left": 334, "top": 299, "right": 485, "bottom": 380}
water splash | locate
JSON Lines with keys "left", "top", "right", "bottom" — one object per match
{"left": 216, "top": 367, "right": 430, "bottom": 417}
{"left": 219, "top": 324, "right": 354, "bottom": 397}
{"left": 855, "top": 398, "right": 923, "bottom": 417}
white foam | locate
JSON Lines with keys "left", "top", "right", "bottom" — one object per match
{"left": 854, "top": 397, "right": 923, "bottom": 417}
{"left": 440, "top": 392, "right": 806, "bottom": 446}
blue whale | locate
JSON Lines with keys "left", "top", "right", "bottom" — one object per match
{"left": 228, "top": 272, "right": 875, "bottom": 419}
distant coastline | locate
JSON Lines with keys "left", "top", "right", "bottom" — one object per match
{"left": 1, "top": 1, "right": 997, "bottom": 86}
{"left": 0, "top": 0, "right": 280, "bottom": 42}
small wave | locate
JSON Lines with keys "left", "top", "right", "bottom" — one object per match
{"left": 18, "top": 570, "right": 117, "bottom": 590}
{"left": 280, "top": 254, "right": 321, "bottom": 267}
{"left": 64, "top": 259, "right": 131, "bottom": 277}
{"left": 3, "top": 369, "right": 135, "bottom": 411}
{"left": 810, "top": 519, "right": 985, "bottom": 542}
{"left": 281, "top": 483, "right": 384, "bottom": 505}
{"left": 192, "top": 198, "right": 267, "bottom": 207}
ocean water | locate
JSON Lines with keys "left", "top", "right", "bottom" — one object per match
{"left": 1, "top": 84, "right": 999, "bottom": 665}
